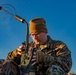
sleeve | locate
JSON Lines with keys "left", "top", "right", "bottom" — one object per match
{"left": 6, "top": 49, "right": 21, "bottom": 65}
{"left": 53, "top": 41, "right": 72, "bottom": 73}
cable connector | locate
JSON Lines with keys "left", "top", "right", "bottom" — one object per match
{"left": 14, "top": 15, "right": 25, "bottom": 23}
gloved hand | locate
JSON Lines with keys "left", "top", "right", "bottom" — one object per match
{"left": 16, "top": 46, "right": 25, "bottom": 55}
{"left": 44, "top": 54, "right": 54, "bottom": 67}
{"left": 31, "top": 50, "right": 54, "bottom": 67}
{"left": 31, "top": 50, "right": 45, "bottom": 66}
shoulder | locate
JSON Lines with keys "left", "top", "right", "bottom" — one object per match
{"left": 52, "top": 40, "right": 67, "bottom": 47}
{"left": 48, "top": 36, "right": 66, "bottom": 48}
{"left": 51, "top": 40, "right": 70, "bottom": 51}
{"left": 53, "top": 40, "right": 71, "bottom": 55}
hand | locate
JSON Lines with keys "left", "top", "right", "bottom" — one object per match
{"left": 16, "top": 46, "right": 25, "bottom": 55}
{"left": 31, "top": 51, "right": 45, "bottom": 66}
{"left": 44, "top": 54, "right": 54, "bottom": 67}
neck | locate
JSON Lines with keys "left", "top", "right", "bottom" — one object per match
{"left": 41, "top": 35, "right": 48, "bottom": 45}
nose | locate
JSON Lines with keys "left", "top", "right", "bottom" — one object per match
{"left": 32, "top": 34, "right": 38, "bottom": 39}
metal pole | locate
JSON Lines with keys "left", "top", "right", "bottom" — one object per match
{"left": 0, "top": 6, "right": 29, "bottom": 52}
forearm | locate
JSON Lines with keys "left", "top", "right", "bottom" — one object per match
{"left": 53, "top": 53, "right": 72, "bottom": 73}
{"left": 6, "top": 50, "right": 21, "bottom": 65}
{"left": 44, "top": 44, "right": 72, "bottom": 73}
{"left": 53, "top": 42, "right": 72, "bottom": 72}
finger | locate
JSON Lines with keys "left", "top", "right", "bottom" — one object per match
{"left": 18, "top": 45, "right": 24, "bottom": 48}
{"left": 16, "top": 46, "right": 22, "bottom": 55}
{"left": 17, "top": 48, "right": 22, "bottom": 52}
{"left": 17, "top": 46, "right": 23, "bottom": 52}
{"left": 17, "top": 51, "right": 21, "bottom": 55}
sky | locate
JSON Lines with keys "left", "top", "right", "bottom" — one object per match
{"left": 0, "top": 0, "right": 76, "bottom": 73}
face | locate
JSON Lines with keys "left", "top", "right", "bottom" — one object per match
{"left": 30, "top": 32, "right": 47, "bottom": 45}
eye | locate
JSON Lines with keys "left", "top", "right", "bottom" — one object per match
{"left": 30, "top": 33, "right": 40, "bottom": 37}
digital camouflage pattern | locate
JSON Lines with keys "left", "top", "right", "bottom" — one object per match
{"left": 6, "top": 36, "right": 72, "bottom": 75}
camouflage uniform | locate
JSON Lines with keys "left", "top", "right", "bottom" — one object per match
{"left": 7, "top": 36, "right": 72, "bottom": 75}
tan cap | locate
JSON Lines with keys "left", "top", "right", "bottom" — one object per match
{"left": 29, "top": 17, "right": 48, "bottom": 34}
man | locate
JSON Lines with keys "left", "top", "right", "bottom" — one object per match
{"left": 2, "top": 17, "right": 72, "bottom": 75}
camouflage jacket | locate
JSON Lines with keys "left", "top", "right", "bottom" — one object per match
{"left": 6, "top": 36, "right": 72, "bottom": 73}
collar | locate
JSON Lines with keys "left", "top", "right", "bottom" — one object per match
{"left": 31, "top": 35, "right": 52, "bottom": 50}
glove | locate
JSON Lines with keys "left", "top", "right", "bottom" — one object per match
{"left": 36, "top": 50, "right": 45, "bottom": 63}
{"left": 31, "top": 50, "right": 54, "bottom": 67}
{"left": 36, "top": 51, "right": 54, "bottom": 65}
{"left": 31, "top": 50, "right": 45, "bottom": 66}
{"left": 44, "top": 54, "right": 54, "bottom": 67}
